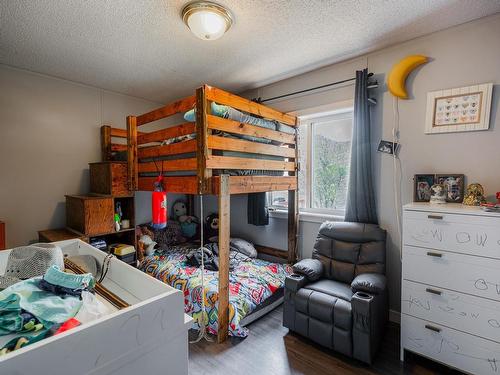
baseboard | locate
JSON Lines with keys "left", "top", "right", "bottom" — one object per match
{"left": 389, "top": 309, "right": 401, "bottom": 324}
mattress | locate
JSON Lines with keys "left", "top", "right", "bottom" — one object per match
{"left": 139, "top": 244, "right": 292, "bottom": 337}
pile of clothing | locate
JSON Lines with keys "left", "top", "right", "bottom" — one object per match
{"left": 0, "top": 244, "right": 108, "bottom": 356}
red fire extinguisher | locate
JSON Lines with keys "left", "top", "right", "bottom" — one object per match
{"left": 152, "top": 175, "right": 167, "bottom": 229}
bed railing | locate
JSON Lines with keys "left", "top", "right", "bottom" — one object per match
{"left": 126, "top": 84, "right": 298, "bottom": 194}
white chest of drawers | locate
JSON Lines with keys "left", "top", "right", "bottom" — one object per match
{"left": 401, "top": 203, "right": 500, "bottom": 375}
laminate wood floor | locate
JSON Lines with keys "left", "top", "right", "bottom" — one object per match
{"left": 189, "top": 306, "right": 463, "bottom": 375}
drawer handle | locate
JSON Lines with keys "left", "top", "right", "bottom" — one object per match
{"left": 425, "top": 324, "right": 442, "bottom": 333}
{"left": 428, "top": 214, "right": 443, "bottom": 220}
{"left": 425, "top": 288, "right": 442, "bottom": 296}
{"left": 426, "top": 251, "right": 443, "bottom": 258}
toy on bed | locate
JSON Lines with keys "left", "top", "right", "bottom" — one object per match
{"left": 172, "top": 200, "right": 199, "bottom": 240}
{"left": 204, "top": 213, "right": 219, "bottom": 241}
{"left": 136, "top": 226, "right": 157, "bottom": 261}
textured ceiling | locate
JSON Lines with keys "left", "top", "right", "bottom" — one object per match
{"left": 1, "top": 1, "right": 499, "bottom": 103}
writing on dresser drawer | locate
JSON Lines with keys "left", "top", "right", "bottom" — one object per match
{"left": 403, "top": 246, "right": 500, "bottom": 302}
{"left": 402, "top": 315, "right": 500, "bottom": 374}
{"left": 404, "top": 221, "right": 500, "bottom": 259}
{"left": 402, "top": 280, "right": 500, "bottom": 343}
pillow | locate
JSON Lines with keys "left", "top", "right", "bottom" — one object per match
{"left": 230, "top": 238, "right": 257, "bottom": 258}
{"left": 183, "top": 102, "right": 229, "bottom": 122}
{"left": 208, "top": 237, "right": 258, "bottom": 258}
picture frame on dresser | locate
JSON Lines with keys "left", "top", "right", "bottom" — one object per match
{"left": 435, "top": 174, "right": 465, "bottom": 203}
{"left": 413, "top": 174, "right": 435, "bottom": 202}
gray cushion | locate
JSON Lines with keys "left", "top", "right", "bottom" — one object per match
{"left": 305, "top": 279, "right": 353, "bottom": 302}
{"left": 293, "top": 259, "right": 323, "bottom": 281}
{"left": 313, "top": 222, "right": 386, "bottom": 283}
{"left": 351, "top": 273, "right": 387, "bottom": 295}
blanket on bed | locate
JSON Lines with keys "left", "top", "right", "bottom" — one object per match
{"left": 139, "top": 244, "right": 292, "bottom": 337}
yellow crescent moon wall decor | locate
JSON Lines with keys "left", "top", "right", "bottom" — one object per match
{"left": 387, "top": 55, "right": 428, "bottom": 99}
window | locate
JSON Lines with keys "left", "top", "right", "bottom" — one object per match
{"left": 269, "top": 108, "right": 353, "bottom": 216}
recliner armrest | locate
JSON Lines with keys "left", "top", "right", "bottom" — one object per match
{"left": 285, "top": 274, "right": 308, "bottom": 292}
{"left": 292, "top": 258, "right": 323, "bottom": 281}
{"left": 351, "top": 273, "right": 386, "bottom": 295}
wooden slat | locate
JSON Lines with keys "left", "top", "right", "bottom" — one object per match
{"left": 110, "top": 128, "right": 128, "bottom": 138}
{"left": 111, "top": 144, "right": 127, "bottom": 152}
{"left": 217, "top": 174, "right": 230, "bottom": 343}
{"left": 211, "top": 176, "right": 297, "bottom": 195}
{"left": 288, "top": 189, "right": 298, "bottom": 264}
{"left": 138, "top": 158, "right": 197, "bottom": 173}
{"left": 136, "top": 95, "right": 196, "bottom": 126}
{"left": 101, "top": 125, "right": 111, "bottom": 161}
{"left": 138, "top": 139, "right": 196, "bottom": 159}
{"left": 207, "top": 115, "right": 295, "bottom": 144}
{"left": 208, "top": 135, "right": 296, "bottom": 158}
{"left": 110, "top": 127, "right": 145, "bottom": 138}
{"left": 137, "top": 176, "right": 198, "bottom": 194}
{"left": 127, "top": 116, "right": 138, "bottom": 191}
{"left": 196, "top": 86, "right": 211, "bottom": 194}
{"left": 205, "top": 85, "right": 297, "bottom": 126}
{"left": 206, "top": 156, "right": 295, "bottom": 171}
{"left": 137, "top": 122, "right": 195, "bottom": 145}
{"left": 255, "top": 245, "right": 288, "bottom": 260}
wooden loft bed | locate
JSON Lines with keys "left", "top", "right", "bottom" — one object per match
{"left": 101, "top": 84, "right": 298, "bottom": 342}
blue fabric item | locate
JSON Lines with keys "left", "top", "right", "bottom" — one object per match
{"left": 183, "top": 102, "right": 228, "bottom": 122}
{"left": 38, "top": 279, "right": 90, "bottom": 298}
{"left": 345, "top": 69, "right": 378, "bottom": 224}
{"left": 0, "top": 277, "right": 82, "bottom": 328}
{"left": 0, "top": 328, "right": 49, "bottom": 356}
{"left": 43, "top": 265, "right": 95, "bottom": 290}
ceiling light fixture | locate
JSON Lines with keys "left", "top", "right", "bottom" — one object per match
{"left": 182, "top": 1, "right": 233, "bottom": 41}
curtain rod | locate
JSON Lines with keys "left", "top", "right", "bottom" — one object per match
{"left": 254, "top": 72, "right": 377, "bottom": 104}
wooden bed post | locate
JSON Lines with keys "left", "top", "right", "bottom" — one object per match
{"left": 126, "top": 116, "right": 138, "bottom": 191}
{"left": 288, "top": 190, "right": 298, "bottom": 264}
{"left": 101, "top": 125, "right": 111, "bottom": 161}
{"left": 288, "top": 123, "right": 299, "bottom": 264}
{"left": 195, "top": 85, "right": 212, "bottom": 194}
{"left": 217, "top": 174, "right": 230, "bottom": 343}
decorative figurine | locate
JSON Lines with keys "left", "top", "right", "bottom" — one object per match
{"left": 463, "top": 183, "right": 487, "bottom": 206}
{"left": 430, "top": 184, "right": 447, "bottom": 204}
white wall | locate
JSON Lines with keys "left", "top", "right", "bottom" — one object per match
{"left": 0, "top": 65, "right": 176, "bottom": 247}
{"left": 225, "top": 14, "right": 500, "bottom": 312}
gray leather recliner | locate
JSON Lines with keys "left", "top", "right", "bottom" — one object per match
{"left": 283, "top": 221, "right": 388, "bottom": 364}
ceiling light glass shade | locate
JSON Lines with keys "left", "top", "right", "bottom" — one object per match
{"left": 182, "top": 2, "right": 232, "bottom": 41}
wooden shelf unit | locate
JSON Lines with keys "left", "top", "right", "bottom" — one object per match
{"left": 101, "top": 84, "right": 299, "bottom": 342}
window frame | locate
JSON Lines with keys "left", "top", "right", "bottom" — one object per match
{"left": 268, "top": 106, "right": 354, "bottom": 218}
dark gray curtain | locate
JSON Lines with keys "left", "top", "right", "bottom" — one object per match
{"left": 247, "top": 192, "right": 269, "bottom": 226}
{"left": 344, "top": 68, "right": 378, "bottom": 224}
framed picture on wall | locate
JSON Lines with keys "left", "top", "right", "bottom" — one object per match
{"left": 436, "top": 174, "right": 465, "bottom": 203}
{"left": 413, "top": 174, "right": 435, "bottom": 202}
{"left": 425, "top": 83, "right": 493, "bottom": 134}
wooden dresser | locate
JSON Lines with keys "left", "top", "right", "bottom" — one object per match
{"left": 401, "top": 203, "right": 500, "bottom": 375}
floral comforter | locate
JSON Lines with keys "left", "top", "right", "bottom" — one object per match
{"left": 139, "top": 245, "right": 292, "bottom": 337}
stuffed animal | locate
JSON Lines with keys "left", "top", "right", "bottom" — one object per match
{"left": 172, "top": 200, "right": 198, "bottom": 239}
{"left": 204, "top": 213, "right": 219, "bottom": 241}
{"left": 136, "top": 226, "right": 155, "bottom": 261}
